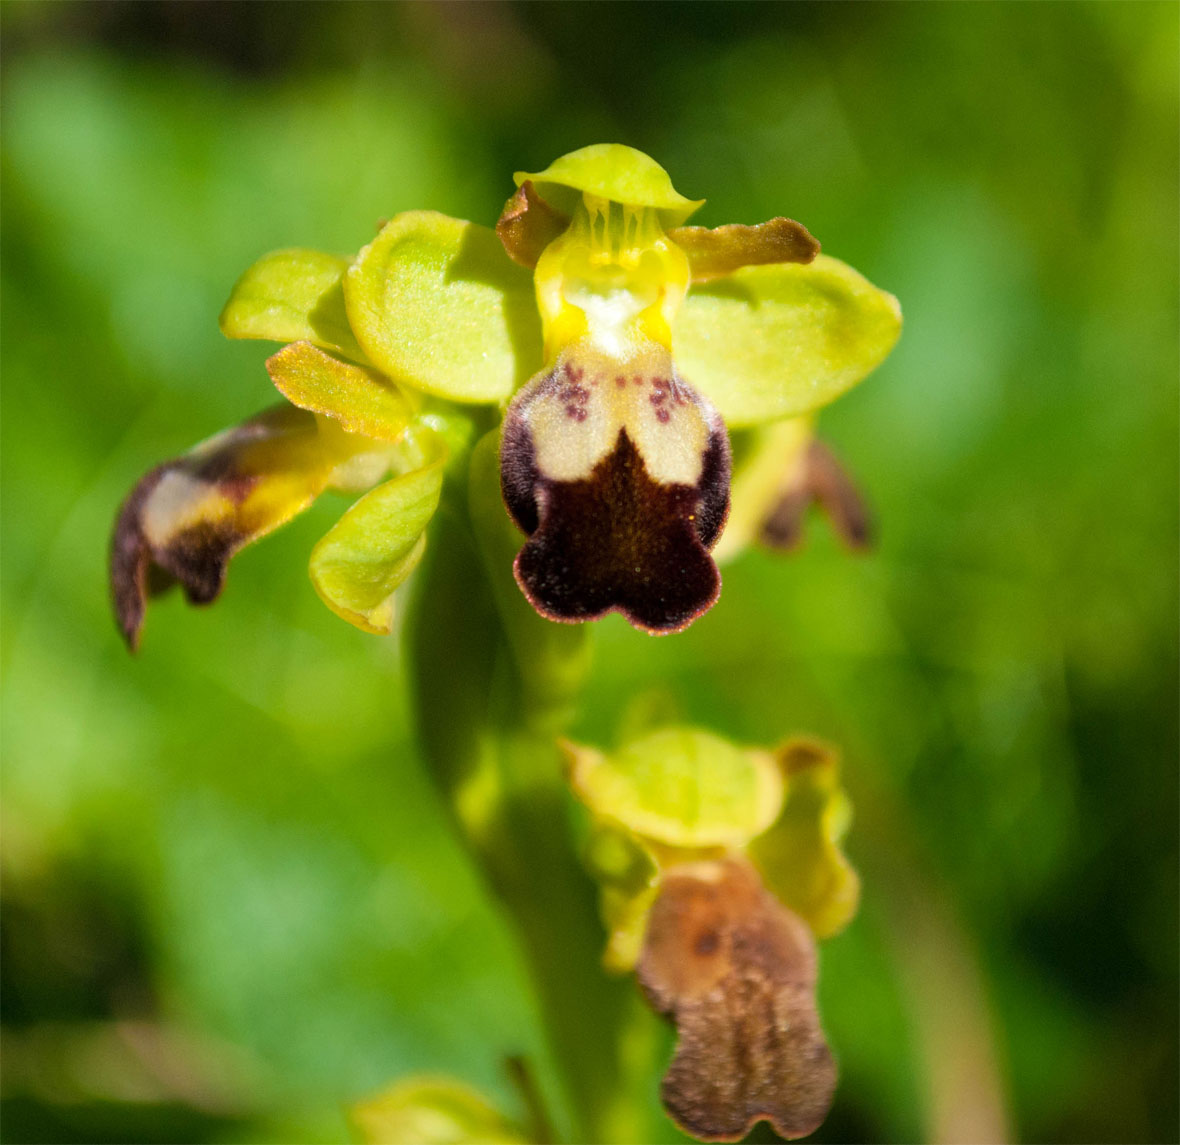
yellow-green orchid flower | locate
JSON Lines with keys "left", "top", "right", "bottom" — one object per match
{"left": 111, "top": 145, "right": 899, "bottom": 647}
{"left": 563, "top": 727, "right": 858, "bottom": 1142}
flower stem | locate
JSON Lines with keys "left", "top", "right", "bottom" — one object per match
{"left": 403, "top": 427, "right": 640, "bottom": 1142}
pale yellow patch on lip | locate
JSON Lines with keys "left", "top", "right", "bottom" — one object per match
{"left": 522, "top": 342, "right": 713, "bottom": 487}
{"left": 142, "top": 471, "right": 229, "bottom": 545}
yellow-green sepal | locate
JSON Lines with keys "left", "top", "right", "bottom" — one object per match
{"left": 344, "top": 211, "right": 542, "bottom": 404}
{"left": 583, "top": 825, "right": 661, "bottom": 974}
{"left": 517, "top": 144, "right": 703, "bottom": 226}
{"left": 564, "top": 727, "right": 785, "bottom": 850}
{"left": 266, "top": 340, "right": 415, "bottom": 442}
{"left": 350, "top": 1077, "right": 528, "bottom": 1145}
{"left": 308, "top": 425, "right": 447, "bottom": 634}
{"left": 673, "top": 254, "right": 902, "bottom": 428}
{"left": 749, "top": 738, "right": 860, "bottom": 939}
{"left": 218, "top": 248, "right": 368, "bottom": 363}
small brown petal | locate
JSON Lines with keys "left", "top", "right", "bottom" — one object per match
{"left": 637, "top": 857, "right": 837, "bottom": 1142}
{"left": 670, "top": 218, "right": 820, "bottom": 284}
{"left": 760, "top": 439, "right": 873, "bottom": 552}
{"left": 496, "top": 180, "right": 571, "bottom": 268}
{"left": 776, "top": 736, "right": 837, "bottom": 777}
{"left": 500, "top": 348, "right": 730, "bottom": 634}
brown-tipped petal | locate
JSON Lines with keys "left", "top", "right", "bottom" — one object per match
{"left": 496, "top": 180, "right": 571, "bottom": 268}
{"left": 760, "top": 438, "right": 873, "bottom": 552}
{"left": 757, "top": 484, "right": 811, "bottom": 552}
{"left": 500, "top": 347, "right": 730, "bottom": 634}
{"left": 670, "top": 218, "right": 820, "bottom": 284}
{"left": 637, "top": 858, "right": 837, "bottom": 1142}
{"left": 110, "top": 405, "right": 378, "bottom": 650}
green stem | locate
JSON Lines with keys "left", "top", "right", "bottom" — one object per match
{"left": 403, "top": 427, "right": 638, "bottom": 1143}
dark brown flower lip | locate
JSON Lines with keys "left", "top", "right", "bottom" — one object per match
{"left": 111, "top": 463, "right": 249, "bottom": 651}
{"left": 510, "top": 429, "right": 727, "bottom": 635}
{"left": 111, "top": 465, "right": 165, "bottom": 650}
{"left": 500, "top": 352, "right": 731, "bottom": 635}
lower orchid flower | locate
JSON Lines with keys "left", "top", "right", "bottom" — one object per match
{"left": 111, "top": 144, "right": 900, "bottom": 646}
{"left": 563, "top": 727, "right": 859, "bottom": 1141}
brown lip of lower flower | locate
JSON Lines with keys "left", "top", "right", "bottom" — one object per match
{"left": 637, "top": 856, "right": 837, "bottom": 1142}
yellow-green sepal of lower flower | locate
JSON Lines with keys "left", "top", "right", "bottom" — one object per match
{"left": 266, "top": 340, "right": 415, "bottom": 442}
{"left": 673, "top": 254, "right": 902, "bottom": 428}
{"left": 583, "top": 824, "right": 661, "bottom": 973}
{"left": 309, "top": 424, "right": 447, "bottom": 634}
{"left": 517, "top": 144, "right": 703, "bottom": 226}
{"left": 219, "top": 248, "right": 368, "bottom": 363}
{"left": 350, "top": 1077, "right": 528, "bottom": 1145}
{"left": 564, "top": 728, "right": 784, "bottom": 850}
{"left": 344, "top": 211, "right": 541, "bottom": 404}
{"left": 749, "top": 738, "right": 860, "bottom": 939}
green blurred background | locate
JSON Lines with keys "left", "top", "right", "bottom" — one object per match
{"left": 2, "top": 3, "right": 1177, "bottom": 1142}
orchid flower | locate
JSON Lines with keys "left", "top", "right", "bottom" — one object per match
{"left": 563, "top": 728, "right": 858, "bottom": 1141}
{"left": 111, "top": 145, "right": 900, "bottom": 647}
